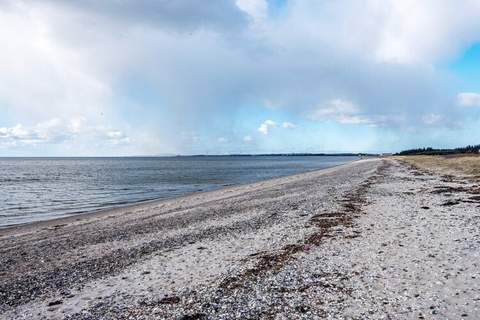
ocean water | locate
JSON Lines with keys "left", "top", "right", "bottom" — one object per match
{"left": 0, "top": 156, "right": 357, "bottom": 227}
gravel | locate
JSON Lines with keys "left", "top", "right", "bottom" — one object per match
{"left": 1, "top": 159, "right": 479, "bottom": 319}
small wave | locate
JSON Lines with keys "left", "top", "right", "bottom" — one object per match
{"left": 0, "top": 177, "right": 42, "bottom": 183}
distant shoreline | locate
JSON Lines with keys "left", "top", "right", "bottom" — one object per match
{"left": 0, "top": 153, "right": 376, "bottom": 159}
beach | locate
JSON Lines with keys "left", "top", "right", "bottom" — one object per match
{"left": 1, "top": 158, "right": 479, "bottom": 319}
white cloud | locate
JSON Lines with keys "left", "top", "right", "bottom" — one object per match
{"left": 243, "top": 135, "right": 253, "bottom": 142}
{"left": 372, "top": 0, "right": 480, "bottom": 64}
{"left": 0, "top": 4, "right": 110, "bottom": 121}
{"left": 309, "top": 99, "right": 359, "bottom": 119}
{"left": 457, "top": 92, "right": 480, "bottom": 107}
{"left": 308, "top": 99, "right": 374, "bottom": 125}
{"left": 336, "top": 115, "right": 374, "bottom": 125}
{"left": 257, "top": 120, "right": 297, "bottom": 135}
{"left": 282, "top": 122, "right": 296, "bottom": 129}
{"left": 422, "top": 113, "right": 443, "bottom": 125}
{"left": 257, "top": 119, "right": 277, "bottom": 135}
{"left": 0, "top": 118, "right": 129, "bottom": 148}
{"left": 235, "top": 0, "right": 267, "bottom": 22}
{"left": 217, "top": 137, "right": 228, "bottom": 143}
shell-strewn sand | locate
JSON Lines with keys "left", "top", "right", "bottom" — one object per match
{"left": 1, "top": 159, "right": 479, "bottom": 319}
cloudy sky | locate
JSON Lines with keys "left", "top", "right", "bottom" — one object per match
{"left": 1, "top": 0, "right": 480, "bottom": 156}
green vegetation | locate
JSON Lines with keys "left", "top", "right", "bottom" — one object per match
{"left": 398, "top": 145, "right": 480, "bottom": 156}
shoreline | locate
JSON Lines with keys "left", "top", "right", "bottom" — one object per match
{"left": 0, "top": 159, "right": 359, "bottom": 238}
{"left": 2, "top": 158, "right": 479, "bottom": 319}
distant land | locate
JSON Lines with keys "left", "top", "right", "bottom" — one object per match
{"left": 397, "top": 144, "right": 480, "bottom": 156}
{"left": 179, "top": 153, "right": 376, "bottom": 157}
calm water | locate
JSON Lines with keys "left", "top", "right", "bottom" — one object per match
{"left": 0, "top": 156, "right": 356, "bottom": 227}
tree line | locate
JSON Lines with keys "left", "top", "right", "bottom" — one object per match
{"left": 397, "top": 145, "right": 480, "bottom": 155}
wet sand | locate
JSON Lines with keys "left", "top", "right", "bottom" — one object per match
{"left": 1, "top": 159, "right": 479, "bottom": 319}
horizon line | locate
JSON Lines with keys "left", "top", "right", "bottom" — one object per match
{"left": 0, "top": 152, "right": 382, "bottom": 158}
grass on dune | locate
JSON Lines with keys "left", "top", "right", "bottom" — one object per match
{"left": 392, "top": 154, "right": 480, "bottom": 180}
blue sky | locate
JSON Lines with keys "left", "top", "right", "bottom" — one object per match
{"left": 1, "top": 0, "right": 480, "bottom": 156}
{"left": 449, "top": 43, "right": 480, "bottom": 92}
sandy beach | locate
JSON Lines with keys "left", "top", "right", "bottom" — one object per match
{"left": 1, "top": 158, "right": 479, "bottom": 319}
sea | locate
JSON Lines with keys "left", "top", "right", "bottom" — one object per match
{"left": 0, "top": 155, "right": 357, "bottom": 228}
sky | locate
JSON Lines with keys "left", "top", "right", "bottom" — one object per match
{"left": 1, "top": 0, "right": 480, "bottom": 156}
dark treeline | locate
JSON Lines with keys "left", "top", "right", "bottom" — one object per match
{"left": 398, "top": 145, "right": 480, "bottom": 155}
